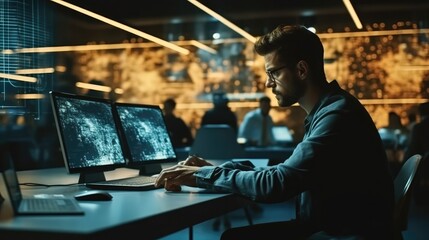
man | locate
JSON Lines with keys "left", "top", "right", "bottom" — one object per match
{"left": 200, "top": 91, "right": 238, "bottom": 133}
{"left": 403, "top": 102, "right": 429, "bottom": 204}
{"left": 404, "top": 102, "right": 429, "bottom": 160}
{"left": 162, "top": 98, "right": 194, "bottom": 148}
{"left": 238, "top": 95, "right": 277, "bottom": 146}
{"left": 155, "top": 25, "right": 394, "bottom": 239}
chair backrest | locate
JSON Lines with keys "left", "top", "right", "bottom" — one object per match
{"left": 393, "top": 154, "right": 422, "bottom": 233}
{"left": 190, "top": 124, "right": 245, "bottom": 159}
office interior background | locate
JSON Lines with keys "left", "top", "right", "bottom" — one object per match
{"left": 1, "top": 0, "right": 429, "bottom": 169}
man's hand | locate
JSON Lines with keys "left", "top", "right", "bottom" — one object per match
{"left": 155, "top": 164, "right": 200, "bottom": 192}
{"left": 178, "top": 155, "right": 213, "bottom": 167}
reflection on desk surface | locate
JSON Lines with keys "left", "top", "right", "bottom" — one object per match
{"left": 175, "top": 146, "right": 295, "bottom": 163}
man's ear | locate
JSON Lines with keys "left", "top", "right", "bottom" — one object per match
{"left": 296, "top": 60, "right": 309, "bottom": 80}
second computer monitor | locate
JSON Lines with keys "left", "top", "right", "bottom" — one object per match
{"left": 114, "top": 102, "right": 177, "bottom": 175}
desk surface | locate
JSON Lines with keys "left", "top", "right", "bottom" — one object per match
{"left": 175, "top": 146, "right": 295, "bottom": 163}
{"left": 0, "top": 167, "right": 249, "bottom": 239}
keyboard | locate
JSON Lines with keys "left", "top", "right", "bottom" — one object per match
{"left": 26, "top": 198, "right": 73, "bottom": 211}
{"left": 85, "top": 175, "right": 160, "bottom": 191}
{"left": 19, "top": 198, "right": 84, "bottom": 215}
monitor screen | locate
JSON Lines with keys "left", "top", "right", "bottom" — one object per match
{"left": 50, "top": 91, "right": 126, "bottom": 179}
{"left": 114, "top": 102, "right": 177, "bottom": 174}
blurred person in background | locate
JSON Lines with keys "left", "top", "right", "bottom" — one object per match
{"left": 200, "top": 91, "right": 238, "bottom": 133}
{"left": 403, "top": 102, "right": 429, "bottom": 204}
{"left": 162, "top": 98, "right": 193, "bottom": 148}
{"left": 238, "top": 95, "right": 277, "bottom": 146}
{"left": 403, "top": 102, "right": 429, "bottom": 160}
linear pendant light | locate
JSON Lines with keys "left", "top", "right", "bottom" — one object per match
{"left": 188, "top": 0, "right": 257, "bottom": 43}
{"left": 51, "top": 0, "right": 190, "bottom": 55}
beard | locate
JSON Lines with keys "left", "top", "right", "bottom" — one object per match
{"left": 277, "top": 94, "right": 298, "bottom": 107}
{"left": 275, "top": 76, "right": 306, "bottom": 107}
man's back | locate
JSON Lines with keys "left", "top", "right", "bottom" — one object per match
{"left": 201, "top": 106, "right": 238, "bottom": 133}
{"left": 238, "top": 108, "right": 276, "bottom": 146}
{"left": 404, "top": 118, "right": 429, "bottom": 157}
{"left": 164, "top": 115, "right": 193, "bottom": 147}
{"left": 292, "top": 81, "right": 394, "bottom": 237}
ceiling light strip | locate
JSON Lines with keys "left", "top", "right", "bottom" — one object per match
{"left": 188, "top": 0, "right": 256, "bottom": 43}
{"left": 75, "top": 82, "right": 112, "bottom": 92}
{"left": 0, "top": 73, "right": 37, "bottom": 83}
{"left": 6, "top": 28, "right": 428, "bottom": 55}
{"left": 16, "top": 68, "right": 55, "bottom": 74}
{"left": 15, "top": 42, "right": 159, "bottom": 53}
{"left": 189, "top": 40, "right": 217, "bottom": 54}
{"left": 318, "top": 28, "right": 429, "bottom": 38}
{"left": 342, "top": 0, "right": 363, "bottom": 29}
{"left": 50, "top": 0, "right": 190, "bottom": 55}
{"left": 15, "top": 94, "right": 45, "bottom": 99}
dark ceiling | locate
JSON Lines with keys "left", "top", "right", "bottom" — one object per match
{"left": 51, "top": 0, "right": 429, "bottom": 45}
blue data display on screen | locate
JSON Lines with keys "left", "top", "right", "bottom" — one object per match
{"left": 55, "top": 97, "right": 125, "bottom": 169}
{"left": 115, "top": 105, "right": 176, "bottom": 162}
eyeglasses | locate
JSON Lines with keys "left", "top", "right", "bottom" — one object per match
{"left": 266, "top": 65, "right": 288, "bottom": 81}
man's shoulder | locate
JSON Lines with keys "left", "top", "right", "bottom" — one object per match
{"left": 244, "top": 109, "right": 259, "bottom": 117}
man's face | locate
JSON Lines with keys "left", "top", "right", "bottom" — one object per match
{"left": 263, "top": 51, "right": 304, "bottom": 107}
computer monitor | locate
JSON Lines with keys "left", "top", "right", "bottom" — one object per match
{"left": 49, "top": 91, "right": 127, "bottom": 184}
{"left": 113, "top": 102, "right": 177, "bottom": 175}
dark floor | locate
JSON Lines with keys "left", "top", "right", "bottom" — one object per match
{"left": 161, "top": 199, "right": 429, "bottom": 240}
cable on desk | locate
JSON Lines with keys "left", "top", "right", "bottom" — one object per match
{"left": 19, "top": 182, "right": 81, "bottom": 187}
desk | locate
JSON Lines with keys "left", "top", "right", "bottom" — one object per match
{"left": 0, "top": 167, "right": 250, "bottom": 239}
{"left": 175, "top": 146, "right": 295, "bottom": 164}
{"left": 244, "top": 146, "right": 294, "bottom": 164}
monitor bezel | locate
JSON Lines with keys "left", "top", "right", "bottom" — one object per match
{"left": 113, "top": 101, "right": 178, "bottom": 169}
{"left": 49, "top": 91, "right": 127, "bottom": 174}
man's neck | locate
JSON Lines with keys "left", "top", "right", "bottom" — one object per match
{"left": 299, "top": 80, "right": 329, "bottom": 114}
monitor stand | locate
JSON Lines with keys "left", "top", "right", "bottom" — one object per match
{"left": 78, "top": 172, "right": 106, "bottom": 184}
{"left": 138, "top": 163, "right": 162, "bottom": 176}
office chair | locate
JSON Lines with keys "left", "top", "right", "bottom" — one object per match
{"left": 189, "top": 124, "right": 245, "bottom": 159}
{"left": 393, "top": 153, "right": 422, "bottom": 240}
{"left": 189, "top": 124, "right": 253, "bottom": 231}
{"left": 308, "top": 154, "right": 422, "bottom": 240}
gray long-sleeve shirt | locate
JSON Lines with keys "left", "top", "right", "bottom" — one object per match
{"left": 194, "top": 80, "right": 394, "bottom": 236}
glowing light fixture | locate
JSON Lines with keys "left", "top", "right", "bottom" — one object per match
{"left": 114, "top": 88, "right": 124, "bottom": 94}
{"left": 75, "top": 82, "right": 112, "bottom": 92}
{"left": 14, "top": 42, "right": 159, "bottom": 53}
{"left": 0, "top": 73, "right": 37, "bottom": 83}
{"left": 50, "top": 0, "right": 190, "bottom": 55}
{"left": 15, "top": 94, "right": 45, "bottom": 99}
{"left": 187, "top": 40, "right": 217, "bottom": 54}
{"left": 7, "top": 28, "right": 428, "bottom": 55}
{"left": 342, "top": 0, "right": 363, "bottom": 29}
{"left": 317, "top": 28, "right": 429, "bottom": 39}
{"left": 188, "top": 0, "right": 257, "bottom": 43}
{"left": 15, "top": 68, "right": 55, "bottom": 74}
{"left": 9, "top": 40, "right": 217, "bottom": 54}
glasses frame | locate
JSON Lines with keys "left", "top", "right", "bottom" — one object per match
{"left": 266, "top": 65, "right": 288, "bottom": 81}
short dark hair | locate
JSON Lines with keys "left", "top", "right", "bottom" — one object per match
{"left": 164, "top": 98, "right": 176, "bottom": 109}
{"left": 254, "top": 25, "right": 325, "bottom": 80}
{"left": 259, "top": 96, "right": 271, "bottom": 104}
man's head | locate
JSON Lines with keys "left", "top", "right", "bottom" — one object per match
{"left": 259, "top": 96, "right": 271, "bottom": 116}
{"left": 254, "top": 25, "right": 326, "bottom": 108}
{"left": 163, "top": 98, "right": 176, "bottom": 115}
{"left": 212, "top": 92, "right": 229, "bottom": 108}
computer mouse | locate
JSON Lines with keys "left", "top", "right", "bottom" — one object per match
{"left": 74, "top": 190, "right": 113, "bottom": 201}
